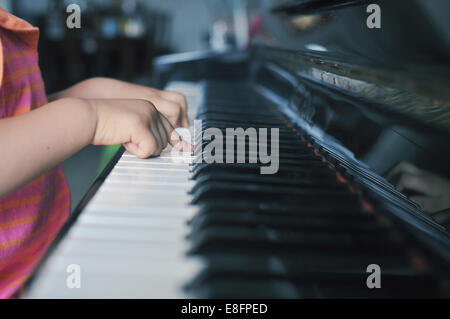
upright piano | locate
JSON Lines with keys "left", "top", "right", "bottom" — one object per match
{"left": 26, "top": 0, "right": 449, "bottom": 298}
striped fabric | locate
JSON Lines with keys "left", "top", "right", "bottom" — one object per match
{"left": 0, "top": 10, "right": 70, "bottom": 298}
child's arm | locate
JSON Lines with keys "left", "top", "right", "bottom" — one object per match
{"left": 48, "top": 77, "right": 189, "bottom": 128}
{"left": 0, "top": 98, "right": 186, "bottom": 198}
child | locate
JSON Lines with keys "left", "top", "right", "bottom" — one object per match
{"left": 0, "top": 8, "right": 190, "bottom": 298}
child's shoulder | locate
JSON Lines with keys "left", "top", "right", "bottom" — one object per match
{"left": 0, "top": 7, "right": 39, "bottom": 50}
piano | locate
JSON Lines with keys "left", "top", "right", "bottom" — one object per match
{"left": 26, "top": 0, "right": 449, "bottom": 298}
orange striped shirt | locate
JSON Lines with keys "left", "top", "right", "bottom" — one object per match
{"left": 0, "top": 8, "right": 70, "bottom": 298}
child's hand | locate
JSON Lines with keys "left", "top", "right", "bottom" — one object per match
{"left": 386, "top": 161, "right": 450, "bottom": 213}
{"left": 0, "top": 97, "right": 192, "bottom": 197}
{"left": 145, "top": 89, "right": 189, "bottom": 128}
{"left": 90, "top": 99, "right": 192, "bottom": 158}
{"left": 51, "top": 78, "right": 189, "bottom": 128}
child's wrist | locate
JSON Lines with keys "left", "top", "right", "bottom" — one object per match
{"left": 56, "top": 97, "right": 99, "bottom": 146}
{"left": 82, "top": 98, "right": 100, "bottom": 145}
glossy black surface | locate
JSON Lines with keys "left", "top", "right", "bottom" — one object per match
{"left": 271, "top": 0, "right": 371, "bottom": 15}
{"left": 182, "top": 80, "right": 447, "bottom": 298}
{"left": 258, "top": 0, "right": 450, "bottom": 77}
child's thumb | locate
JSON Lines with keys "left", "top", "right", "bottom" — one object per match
{"left": 124, "top": 130, "right": 158, "bottom": 158}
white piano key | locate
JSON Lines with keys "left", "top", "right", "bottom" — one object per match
{"left": 112, "top": 167, "right": 190, "bottom": 176}
{"left": 106, "top": 173, "right": 193, "bottom": 185}
{"left": 40, "top": 255, "right": 196, "bottom": 277}
{"left": 28, "top": 272, "right": 194, "bottom": 298}
{"left": 76, "top": 214, "right": 185, "bottom": 229}
{"left": 114, "top": 166, "right": 188, "bottom": 173}
{"left": 114, "top": 182, "right": 189, "bottom": 194}
{"left": 115, "top": 163, "right": 188, "bottom": 170}
{"left": 109, "top": 171, "right": 187, "bottom": 178}
{"left": 54, "top": 238, "right": 188, "bottom": 259}
{"left": 91, "top": 193, "right": 191, "bottom": 207}
{"left": 84, "top": 203, "right": 196, "bottom": 218}
{"left": 119, "top": 157, "right": 192, "bottom": 165}
{"left": 67, "top": 225, "right": 185, "bottom": 242}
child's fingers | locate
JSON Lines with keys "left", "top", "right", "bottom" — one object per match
{"left": 159, "top": 114, "right": 193, "bottom": 152}
{"left": 176, "top": 139, "right": 194, "bottom": 152}
{"left": 131, "top": 128, "right": 160, "bottom": 158}
{"left": 386, "top": 161, "right": 421, "bottom": 182}
{"left": 151, "top": 96, "right": 184, "bottom": 128}
{"left": 153, "top": 117, "right": 169, "bottom": 152}
{"left": 181, "top": 116, "right": 189, "bottom": 128}
{"left": 159, "top": 90, "right": 189, "bottom": 128}
{"left": 395, "top": 172, "right": 434, "bottom": 196}
{"left": 151, "top": 115, "right": 169, "bottom": 154}
{"left": 151, "top": 126, "right": 164, "bottom": 155}
{"left": 161, "top": 114, "right": 181, "bottom": 146}
{"left": 123, "top": 142, "right": 139, "bottom": 155}
{"left": 409, "top": 195, "right": 441, "bottom": 213}
{"left": 430, "top": 208, "right": 450, "bottom": 225}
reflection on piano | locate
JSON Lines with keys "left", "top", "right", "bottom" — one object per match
{"left": 26, "top": 0, "right": 449, "bottom": 298}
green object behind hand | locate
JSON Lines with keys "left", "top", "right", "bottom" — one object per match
{"left": 97, "top": 144, "right": 122, "bottom": 176}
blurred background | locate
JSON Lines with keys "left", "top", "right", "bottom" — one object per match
{"left": 0, "top": 0, "right": 266, "bottom": 210}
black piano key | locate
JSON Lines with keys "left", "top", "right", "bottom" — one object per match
{"left": 190, "top": 163, "right": 335, "bottom": 180}
{"left": 192, "top": 253, "right": 415, "bottom": 278}
{"left": 192, "top": 152, "right": 321, "bottom": 166}
{"left": 193, "top": 149, "right": 316, "bottom": 162}
{"left": 186, "top": 275, "right": 439, "bottom": 298}
{"left": 187, "top": 225, "right": 404, "bottom": 256}
{"left": 189, "top": 173, "right": 345, "bottom": 194}
{"left": 190, "top": 183, "right": 359, "bottom": 206}
{"left": 195, "top": 137, "right": 308, "bottom": 152}
{"left": 190, "top": 162, "right": 331, "bottom": 178}
{"left": 194, "top": 197, "right": 364, "bottom": 214}
{"left": 196, "top": 123, "right": 294, "bottom": 133}
{"left": 186, "top": 277, "right": 304, "bottom": 298}
{"left": 188, "top": 211, "right": 386, "bottom": 233}
{"left": 197, "top": 113, "right": 284, "bottom": 125}
{"left": 186, "top": 253, "right": 424, "bottom": 294}
{"left": 311, "top": 275, "right": 440, "bottom": 298}
{"left": 193, "top": 204, "right": 375, "bottom": 221}
{"left": 186, "top": 267, "right": 439, "bottom": 298}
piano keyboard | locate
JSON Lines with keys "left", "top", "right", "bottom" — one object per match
{"left": 27, "top": 81, "right": 448, "bottom": 298}
{"left": 26, "top": 82, "right": 204, "bottom": 298}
